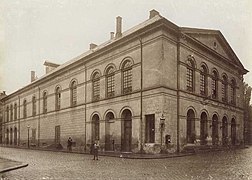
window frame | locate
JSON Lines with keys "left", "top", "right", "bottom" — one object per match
{"left": 92, "top": 72, "right": 100, "bottom": 101}
{"left": 70, "top": 80, "right": 77, "bottom": 107}
{"left": 211, "top": 70, "right": 218, "bottom": 99}
{"left": 200, "top": 65, "right": 208, "bottom": 96}
{"left": 186, "top": 60, "right": 194, "bottom": 92}
{"left": 23, "top": 100, "right": 27, "bottom": 119}
{"left": 55, "top": 87, "right": 61, "bottom": 111}
{"left": 32, "top": 96, "right": 36, "bottom": 116}
{"left": 122, "top": 60, "right": 132, "bottom": 94}
{"left": 106, "top": 66, "right": 115, "bottom": 98}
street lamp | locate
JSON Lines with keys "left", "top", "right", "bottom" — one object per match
{"left": 27, "top": 125, "right": 30, "bottom": 148}
{"left": 160, "top": 114, "right": 165, "bottom": 146}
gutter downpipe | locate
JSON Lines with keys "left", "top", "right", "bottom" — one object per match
{"left": 38, "top": 87, "right": 41, "bottom": 147}
{"left": 18, "top": 96, "right": 20, "bottom": 146}
{"left": 84, "top": 65, "right": 87, "bottom": 152}
{"left": 139, "top": 36, "right": 144, "bottom": 153}
{"left": 177, "top": 33, "right": 181, "bottom": 152}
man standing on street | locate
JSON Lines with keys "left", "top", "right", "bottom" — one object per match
{"left": 93, "top": 140, "right": 99, "bottom": 160}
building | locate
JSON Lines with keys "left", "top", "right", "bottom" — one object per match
{"left": 0, "top": 91, "right": 7, "bottom": 144}
{"left": 1, "top": 10, "right": 248, "bottom": 153}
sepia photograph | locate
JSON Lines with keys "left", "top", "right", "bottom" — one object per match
{"left": 0, "top": 0, "right": 252, "bottom": 179}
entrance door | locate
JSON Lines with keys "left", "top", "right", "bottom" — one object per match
{"left": 212, "top": 114, "right": 219, "bottom": 145}
{"left": 121, "top": 109, "right": 132, "bottom": 152}
{"left": 105, "top": 112, "right": 114, "bottom": 151}
{"left": 55, "top": 126, "right": 60, "bottom": 145}
{"left": 187, "top": 109, "right": 195, "bottom": 143}
{"left": 10, "top": 128, "right": 13, "bottom": 145}
{"left": 91, "top": 114, "right": 100, "bottom": 142}
{"left": 200, "top": 112, "right": 208, "bottom": 145}
{"left": 14, "top": 127, "right": 17, "bottom": 145}
{"left": 222, "top": 117, "right": 228, "bottom": 146}
{"left": 231, "top": 118, "right": 236, "bottom": 145}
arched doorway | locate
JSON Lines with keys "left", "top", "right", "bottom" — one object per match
{"left": 91, "top": 114, "right": 100, "bottom": 142}
{"left": 6, "top": 129, "right": 9, "bottom": 145}
{"left": 121, "top": 109, "right": 132, "bottom": 152}
{"left": 187, "top": 109, "right": 196, "bottom": 143}
{"left": 14, "top": 127, "right": 18, "bottom": 145}
{"left": 105, "top": 112, "right": 114, "bottom": 151}
{"left": 231, "top": 118, "right": 236, "bottom": 145}
{"left": 222, "top": 116, "right": 228, "bottom": 146}
{"left": 10, "top": 128, "right": 13, "bottom": 145}
{"left": 200, "top": 112, "right": 208, "bottom": 145}
{"left": 212, "top": 114, "right": 219, "bottom": 145}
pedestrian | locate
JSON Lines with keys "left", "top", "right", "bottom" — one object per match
{"left": 93, "top": 140, "right": 99, "bottom": 160}
{"left": 67, "top": 137, "right": 73, "bottom": 152}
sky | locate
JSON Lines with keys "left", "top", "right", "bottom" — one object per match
{"left": 0, "top": 0, "right": 252, "bottom": 95}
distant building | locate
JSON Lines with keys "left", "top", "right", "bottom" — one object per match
{"left": 0, "top": 91, "right": 7, "bottom": 144}
{"left": 1, "top": 10, "right": 248, "bottom": 153}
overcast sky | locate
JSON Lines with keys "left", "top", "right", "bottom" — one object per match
{"left": 0, "top": 0, "right": 252, "bottom": 95}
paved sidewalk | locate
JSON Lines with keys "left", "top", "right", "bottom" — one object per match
{"left": 0, "top": 157, "right": 28, "bottom": 174}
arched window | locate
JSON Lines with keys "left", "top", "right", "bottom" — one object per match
{"left": 222, "top": 75, "right": 228, "bottom": 102}
{"left": 10, "top": 104, "right": 13, "bottom": 121}
{"left": 200, "top": 65, "right": 208, "bottom": 95}
{"left": 43, "top": 91, "right": 47, "bottom": 114}
{"left": 122, "top": 60, "right": 132, "bottom": 94}
{"left": 106, "top": 66, "right": 115, "bottom": 98}
{"left": 70, "top": 80, "right": 77, "bottom": 107}
{"left": 230, "top": 79, "right": 236, "bottom": 105}
{"left": 14, "top": 103, "right": 17, "bottom": 120}
{"left": 23, "top": 100, "right": 27, "bottom": 118}
{"left": 186, "top": 60, "right": 194, "bottom": 92}
{"left": 211, "top": 70, "right": 218, "bottom": 99}
{"left": 32, "top": 96, "right": 36, "bottom": 116}
{"left": 6, "top": 106, "right": 9, "bottom": 122}
{"left": 55, "top": 86, "right": 61, "bottom": 111}
{"left": 92, "top": 72, "right": 100, "bottom": 101}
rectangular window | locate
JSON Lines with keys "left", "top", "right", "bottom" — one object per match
{"left": 200, "top": 73, "right": 206, "bottom": 95}
{"left": 123, "top": 69, "right": 132, "bottom": 94}
{"left": 145, "top": 114, "right": 155, "bottom": 143}
{"left": 72, "top": 88, "right": 77, "bottom": 106}
{"left": 211, "top": 79, "right": 217, "bottom": 99}
{"left": 55, "top": 126, "right": 60, "bottom": 145}
{"left": 186, "top": 68, "right": 193, "bottom": 91}
{"left": 93, "top": 80, "right": 100, "bottom": 101}
{"left": 107, "top": 74, "right": 115, "bottom": 98}
{"left": 43, "top": 97, "right": 47, "bottom": 114}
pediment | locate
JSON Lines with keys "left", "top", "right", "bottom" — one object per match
{"left": 181, "top": 28, "right": 244, "bottom": 70}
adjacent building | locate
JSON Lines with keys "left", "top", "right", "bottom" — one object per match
{"left": 1, "top": 10, "right": 248, "bottom": 153}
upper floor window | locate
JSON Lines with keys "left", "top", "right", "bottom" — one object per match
{"left": 211, "top": 70, "right": 218, "bottom": 99}
{"left": 55, "top": 86, "right": 61, "bottom": 111}
{"left": 230, "top": 79, "right": 236, "bottom": 105}
{"left": 10, "top": 104, "right": 13, "bottom": 121}
{"left": 106, "top": 66, "right": 115, "bottom": 98}
{"left": 122, "top": 60, "right": 132, "bottom": 94}
{"left": 70, "top": 80, "right": 77, "bottom": 107}
{"left": 6, "top": 106, "right": 9, "bottom": 122}
{"left": 200, "top": 65, "right": 208, "bottom": 96}
{"left": 222, "top": 75, "right": 228, "bottom": 102}
{"left": 186, "top": 60, "right": 194, "bottom": 92}
{"left": 92, "top": 72, "right": 100, "bottom": 101}
{"left": 43, "top": 91, "right": 47, "bottom": 114}
{"left": 32, "top": 96, "right": 36, "bottom": 116}
{"left": 14, "top": 103, "right": 17, "bottom": 120}
{"left": 23, "top": 100, "right": 27, "bottom": 119}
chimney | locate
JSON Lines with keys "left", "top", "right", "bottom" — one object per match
{"left": 43, "top": 61, "right": 60, "bottom": 74}
{"left": 90, "top": 43, "right": 97, "bottom": 50}
{"left": 110, "top": 32, "right": 114, "bottom": 40}
{"left": 31, "top": 71, "right": 36, "bottom": 82}
{"left": 115, "top": 16, "right": 122, "bottom": 38}
{"left": 149, "top": 9, "right": 160, "bottom": 19}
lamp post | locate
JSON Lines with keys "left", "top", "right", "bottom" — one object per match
{"left": 160, "top": 114, "right": 165, "bottom": 146}
{"left": 27, "top": 125, "right": 30, "bottom": 148}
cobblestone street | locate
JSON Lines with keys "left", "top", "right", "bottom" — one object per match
{"left": 1, "top": 146, "right": 252, "bottom": 180}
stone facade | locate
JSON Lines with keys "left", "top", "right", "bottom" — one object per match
{"left": 1, "top": 10, "right": 248, "bottom": 154}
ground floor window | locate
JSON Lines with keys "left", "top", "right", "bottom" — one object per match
{"left": 145, "top": 114, "right": 155, "bottom": 143}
